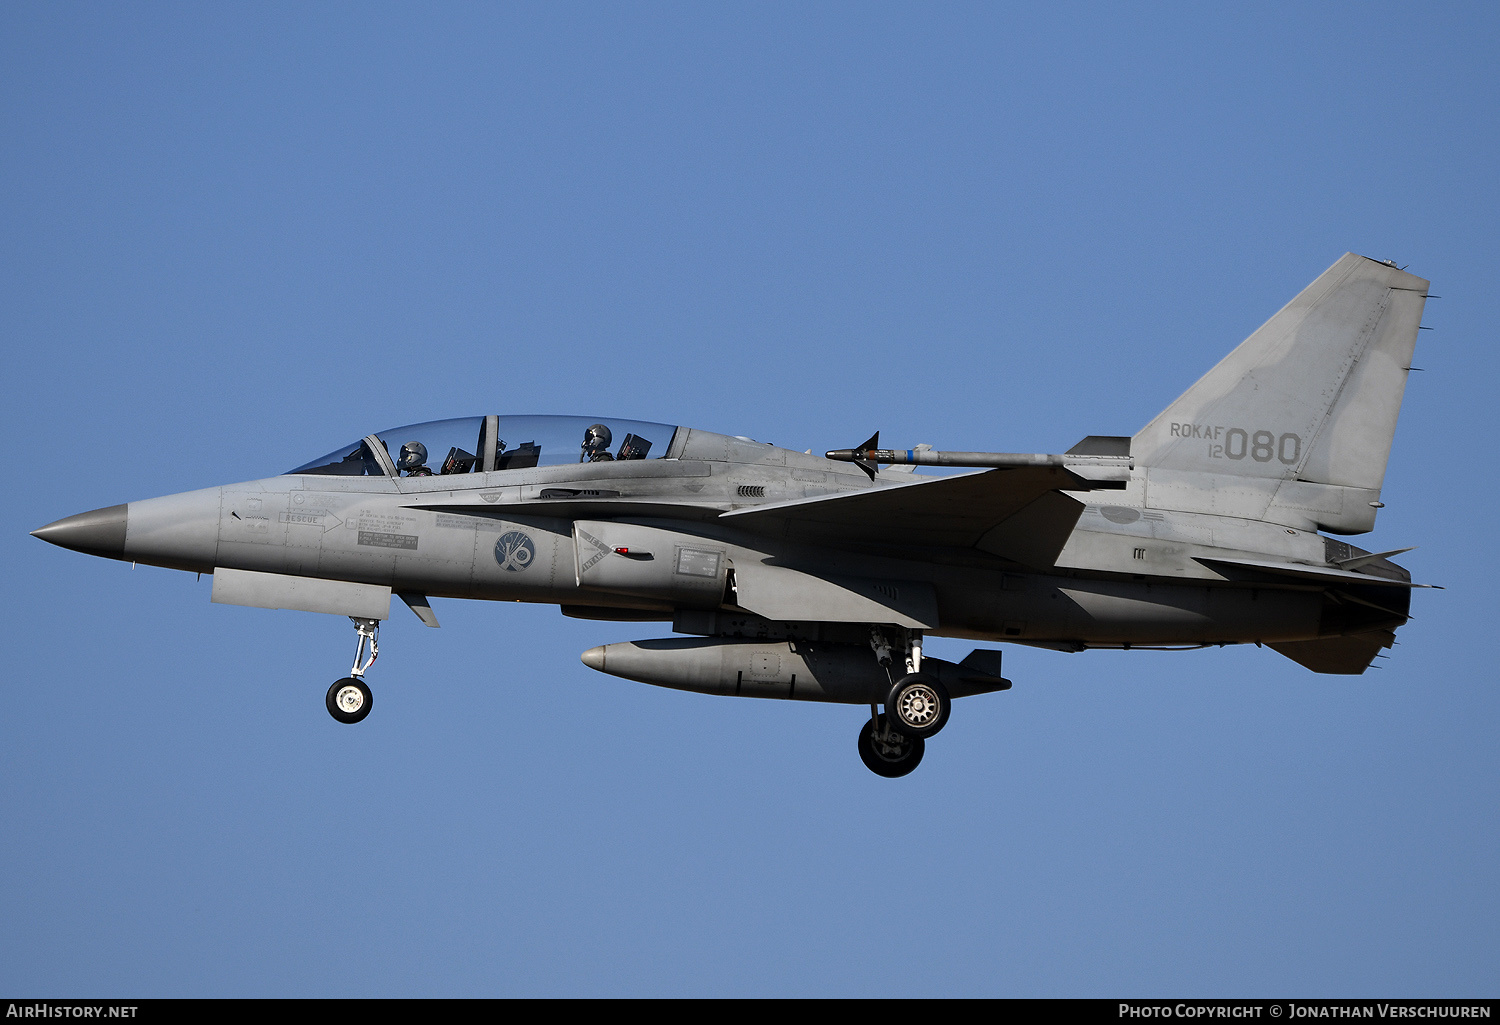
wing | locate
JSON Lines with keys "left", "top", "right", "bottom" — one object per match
{"left": 720, "top": 467, "right": 1096, "bottom": 569}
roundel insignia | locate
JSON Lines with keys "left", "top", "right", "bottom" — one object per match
{"left": 494, "top": 531, "right": 536, "bottom": 572}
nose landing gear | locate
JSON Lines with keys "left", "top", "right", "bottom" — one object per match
{"left": 326, "top": 617, "right": 379, "bottom": 724}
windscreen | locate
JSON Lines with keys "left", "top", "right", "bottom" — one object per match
{"left": 288, "top": 417, "right": 486, "bottom": 476}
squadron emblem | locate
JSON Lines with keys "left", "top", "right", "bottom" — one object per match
{"left": 494, "top": 530, "right": 536, "bottom": 572}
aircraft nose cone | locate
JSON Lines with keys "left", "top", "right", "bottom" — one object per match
{"left": 31, "top": 504, "right": 128, "bottom": 559}
{"left": 580, "top": 645, "right": 607, "bottom": 672}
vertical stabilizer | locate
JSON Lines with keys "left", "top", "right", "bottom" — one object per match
{"left": 1132, "top": 254, "right": 1427, "bottom": 533}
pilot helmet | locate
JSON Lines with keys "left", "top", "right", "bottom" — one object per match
{"left": 582, "top": 424, "right": 612, "bottom": 454}
{"left": 397, "top": 441, "right": 428, "bottom": 471}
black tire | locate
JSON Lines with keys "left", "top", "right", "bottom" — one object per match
{"left": 857, "top": 713, "right": 925, "bottom": 778}
{"left": 326, "top": 677, "right": 373, "bottom": 724}
{"left": 885, "top": 673, "right": 950, "bottom": 739}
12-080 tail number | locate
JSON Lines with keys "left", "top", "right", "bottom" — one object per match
{"left": 1170, "top": 423, "right": 1302, "bottom": 465}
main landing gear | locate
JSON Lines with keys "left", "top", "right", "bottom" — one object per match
{"left": 885, "top": 672, "right": 951, "bottom": 740}
{"left": 327, "top": 617, "right": 378, "bottom": 724}
{"left": 858, "top": 712, "right": 925, "bottom": 777}
{"left": 857, "top": 628, "right": 952, "bottom": 777}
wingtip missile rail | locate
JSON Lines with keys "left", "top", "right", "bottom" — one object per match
{"left": 826, "top": 431, "right": 1132, "bottom": 485}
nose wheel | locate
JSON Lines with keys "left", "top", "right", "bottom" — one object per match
{"left": 327, "top": 617, "right": 380, "bottom": 724}
{"left": 327, "top": 677, "right": 373, "bottom": 724}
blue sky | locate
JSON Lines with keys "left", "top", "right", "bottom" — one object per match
{"left": 3, "top": 2, "right": 1497, "bottom": 996}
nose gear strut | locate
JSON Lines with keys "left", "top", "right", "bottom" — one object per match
{"left": 349, "top": 617, "right": 379, "bottom": 678}
{"left": 326, "top": 617, "right": 380, "bottom": 725}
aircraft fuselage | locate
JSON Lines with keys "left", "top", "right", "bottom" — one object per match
{"left": 59, "top": 428, "right": 1399, "bottom": 653}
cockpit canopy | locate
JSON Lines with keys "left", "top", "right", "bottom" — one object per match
{"left": 287, "top": 415, "right": 679, "bottom": 477}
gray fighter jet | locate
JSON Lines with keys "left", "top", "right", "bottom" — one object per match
{"left": 33, "top": 253, "right": 1433, "bottom": 776}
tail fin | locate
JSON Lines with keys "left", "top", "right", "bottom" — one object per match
{"left": 1132, "top": 254, "right": 1428, "bottom": 534}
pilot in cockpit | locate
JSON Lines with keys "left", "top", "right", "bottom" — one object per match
{"left": 581, "top": 424, "right": 614, "bottom": 462}
{"left": 398, "top": 441, "right": 433, "bottom": 476}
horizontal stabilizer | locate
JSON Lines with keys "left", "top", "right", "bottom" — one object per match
{"left": 1196, "top": 556, "right": 1431, "bottom": 588}
{"left": 1269, "top": 631, "right": 1396, "bottom": 674}
{"left": 1334, "top": 547, "right": 1417, "bottom": 570}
